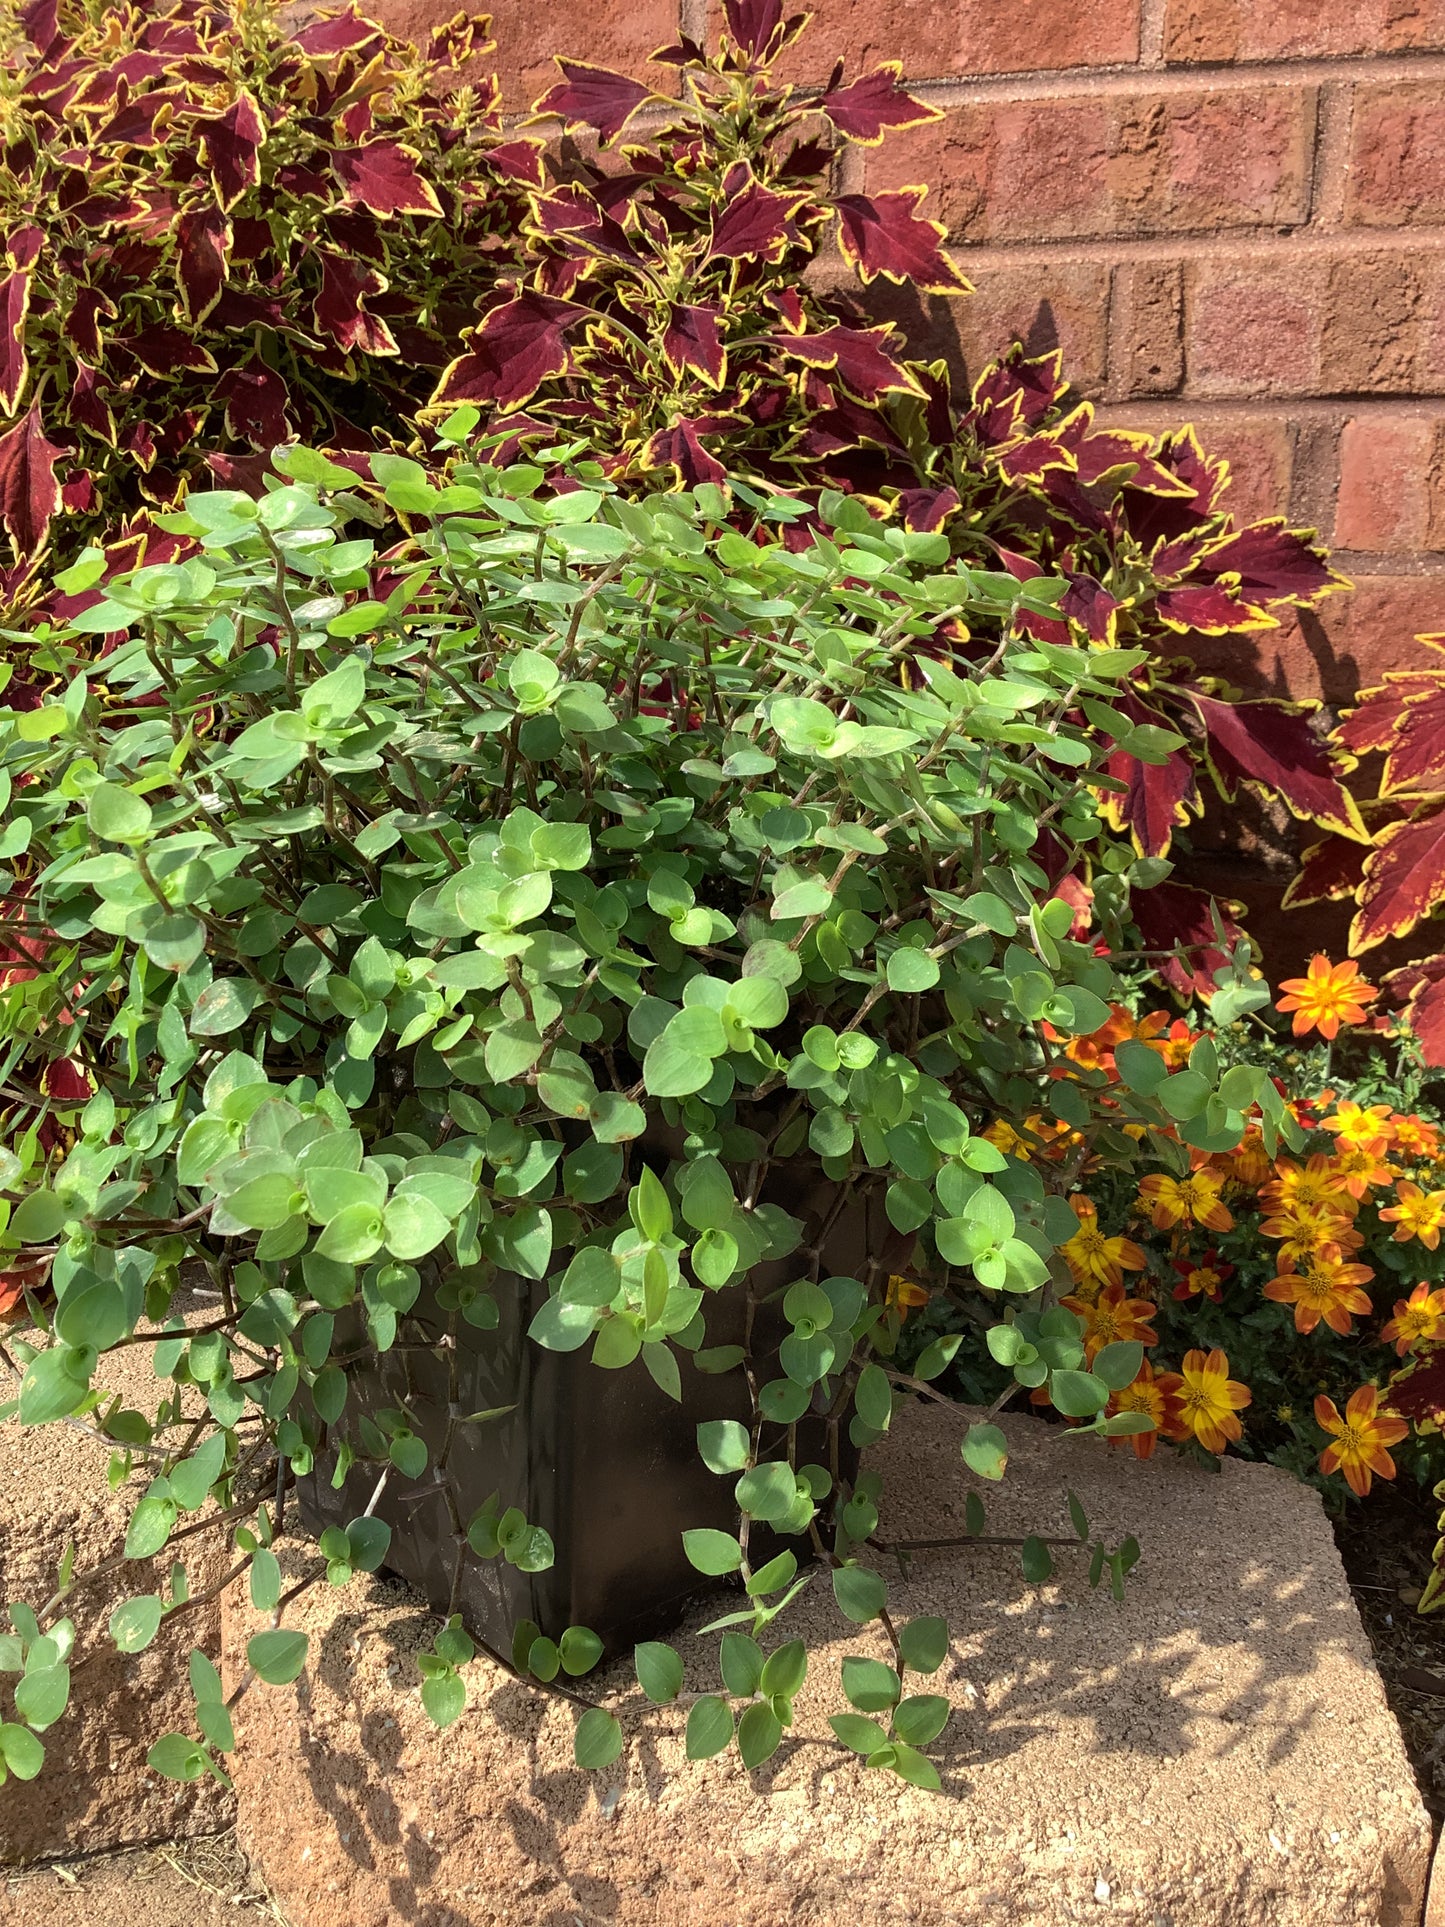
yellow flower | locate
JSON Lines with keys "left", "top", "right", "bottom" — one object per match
{"left": 1260, "top": 1154, "right": 1357, "bottom": 1219}
{"left": 1136, "top": 1170, "right": 1234, "bottom": 1234}
{"left": 1315, "top": 1386, "right": 1408, "bottom": 1497}
{"left": 1058, "top": 1197, "right": 1146, "bottom": 1294}
{"left": 1323, "top": 1100, "right": 1395, "bottom": 1155}
{"left": 1275, "top": 955, "right": 1378, "bottom": 1040}
{"left": 1379, "top": 1181, "right": 1445, "bottom": 1250}
{"left": 1328, "top": 1142, "right": 1396, "bottom": 1201}
{"left": 1106, "top": 1359, "right": 1180, "bottom": 1461}
{"left": 1380, "top": 1282, "right": 1445, "bottom": 1356}
{"left": 1258, "top": 1202, "right": 1361, "bottom": 1266}
{"left": 1169, "top": 1348, "right": 1251, "bottom": 1455}
{"left": 1390, "top": 1113, "right": 1442, "bottom": 1161}
{"left": 1061, "top": 1283, "right": 1158, "bottom": 1361}
{"left": 1263, "top": 1256, "right": 1374, "bottom": 1335}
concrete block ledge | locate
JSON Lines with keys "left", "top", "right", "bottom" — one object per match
{"left": 225, "top": 1404, "right": 1431, "bottom": 1927}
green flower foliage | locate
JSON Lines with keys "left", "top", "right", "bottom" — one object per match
{"left": 0, "top": 444, "right": 1285, "bottom": 1785}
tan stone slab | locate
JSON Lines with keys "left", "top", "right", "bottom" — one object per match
{"left": 0, "top": 1317, "right": 234, "bottom": 1864}
{"left": 225, "top": 1403, "right": 1432, "bottom": 1927}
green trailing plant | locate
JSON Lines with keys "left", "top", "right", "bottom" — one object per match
{"left": 0, "top": 441, "right": 1289, "bottom": 1789}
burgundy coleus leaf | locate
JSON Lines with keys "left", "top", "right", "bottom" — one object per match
{"left": 834, "top": 190, "right": 969, "bottom": 295}
{"left": 1385, "top": 1341, "right": 1445, "bottom": 1418}
{"left": 123, "top": 325, "right": 217, "bottom": 379}
{"left": 333, "top": 143, "right": 443, "bottom": 219}
{"left": 6, "top": 226, "right": 43, "bottom": 270}
{"left": 68, "top": 362, "right": 116, "bottom": 443}
{"left": 820, "top": 64, "right": 941, "bottom": 145}
{"left": 0, "top": 404, "right": 65, "bottom": 559}
{"left": 642, "top": 418, "right": 733, "bottom": 488}
{"left": 1352, "top": 811, "right": 1445, "bottom": 953}
{"left": 314, "top": 253, "right": 397, "bottom": 356}
{"left": 489, "top": 139, "right": 545, "bottom": 187}
{"left": 662, "top": 305, "right": 725, "bottom": 386}
{"left": 122, "top": 420, "right": 156, "bottom": 471}
{"left": 0, "top": 267, "right": 30, "bottom": 414}
{"left": 1189, "top": 691, "right": 1365, "bottom": 839}
{"left": 1379, "top": 683, "right": 1445, "bottom": 796}
{"left": 1153, "top": 581, "right": 1267, "bottom": 634}
{"left": 897, "top": 485, "right": 960, "bottom": 533}
{"left": 215, "top": 361, "right": 293, "bottom": 448}
{"left": 764, "top": 324, "right": 918, "bottom": 401}
{"left": 1060, "top": 571, "right": 1121, "bottom": 645}
{"left": 1130, "top": 880, "right": 1244, "bottom": 1001}
{"left": 63, "top": 285, "right": 117, "bottom": 361}
{"left": 433, "top": 294, "right": 584, "bottom": 411}
{"left": 197, "top": 91, "right": 266, "bottom": 213}
{"left": 1282, "top": 832, "right": 1373, "bottom": 911}
{"left": 1384, "top": 957, "right": 1445, "bottom": 1071}
{"left": 532, "top": 60, "right": 652, "bottom": 143}
{"left": 993, "top": 430, "right": 1073, "bottom": 485}
{"left": 708, "top": 166, "right": 808, "bottom": 264}
{"left": 1100, "top": 743, "right": 1197, "bottom": 858}
{"left": 1335, "top": 679, "right": 1429, "bottom": 757}
{"left": 61, "top": 472, "right": 93, "bottom": 514}
{"left": 174, "top": 205, "right": 232, "bottom": 325}
{"left": 428, "top": 11, "right": 494, "bottom": 68}
{"left": 1190, "top": 520, "right": 1345, "bottom": 607}
{"left": 292, "top": 9, "right": 382, "bottom": 56}
{"left": 722, "top": 0, "right": 787, "bottom": 56}
{"left": 19, "top": 0, "right": 57, "bottom": 54}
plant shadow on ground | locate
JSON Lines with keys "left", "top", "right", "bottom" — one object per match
{"left": 269, "top": 1427, "right": 1405, "bottom": 1927}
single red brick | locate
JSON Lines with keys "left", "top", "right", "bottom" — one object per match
{"left": 1109, "top": 262, "right": 1185, "bottom": 398}
{"left": 1192, "top": 573, "right": 1445, "bottom": 704}
{"left": 709, "top": 0, "right": 1140, "bottom": 84}
{"left": 1335, "top": 413, "right": 1445, "bottom": 551}
{"left": 1185, "top": 258, "right": 1325, "bottom": 398}
{"left": 1347, "top": 85, "right": 1445, "bottom": 229}
{"left": 1320, "top": 251, "right": 1428, "bottom": 393}
{"left": 866, "top": 87, "right": 1314, "bottom": 245}
{"left": 1165, "top": 0, "right": 1445, "bottom": 61}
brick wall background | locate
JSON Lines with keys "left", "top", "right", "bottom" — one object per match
{"left": 373, "top": 0, "right": 1445, "bottom": 721}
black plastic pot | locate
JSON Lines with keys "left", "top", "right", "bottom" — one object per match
{"left": 297, "top": 1170, "right": 893, "bottom": 1655}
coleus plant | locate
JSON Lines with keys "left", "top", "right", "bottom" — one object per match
{"left": 0, "top": 446, "right": 1285, "bottom": 1791}
{"left": 1284, "top": 636, "right": 1445, "bottom": 1064}
{"left": 428, "top": 0, "right": 1363, "bottom": 994}
{"left": 0, "top": 0, "right": 530, "bottom": 574}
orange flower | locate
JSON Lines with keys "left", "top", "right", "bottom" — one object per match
{"left": 1136, "top": 1170, "right": 1234, "bottom": 1234}
{"left": 1106, "top": 1359, "right": 1182, "bottom": 1460}
{"left": 1380, "top": 1283, "right": 1445, "bottom": 1356}
{"left": 1275, "top": 955, "right": 1378, "bottom": 1040}
{"left": 1260, "top": 1154, "right": 1358, "bottom": 1219}
{"left": 1145, "top": 1017, "right": 1198, "bottom": 1070}
{"left": 1314, "top": 1385, "right": 1408, "bottom": 1497}
{"left": 1328, "top": 1142, "right": 1396, "bottom": 1201}
{"left": 1390, "top": 1113, "right": 1441, "bottom": 1162}
{"left": 1322, "top": 1100, "right": 1395, "bottom": 1155}
{"left": 1379, "top": 1181, "right": 1445, "bottom": 1250}
{"left": 1171, "top": 1249, "right": 1233, "bottom": 1303}
{"left": 1219, "top": 1126, "right": 1273, "bottom": 1192}
{"left": 1258, "top": 1204, "right": 1362, "bottom": 1266}
{"left": 1058, "top": 1197, "right": 1146, "bottom": 1295}
{"left": 1062, "top": 1282, "right": 1158, "bottom": 1360}
{"left": 1167, "top": 1347, "right": 1251, "bottom": 1454}
{"left": 885, "top": 1275, "right": 929, "bottom": 1320}
{"left": 1057, "top": 1005, "right": 1167, "bottom": 1077}
{"left": 1263, "top": 1255, "right": 1374, "bottom": 1335}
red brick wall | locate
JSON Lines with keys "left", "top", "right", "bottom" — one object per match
{"left": 376, "top": 0, "right": 1445, "bottom": 712}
